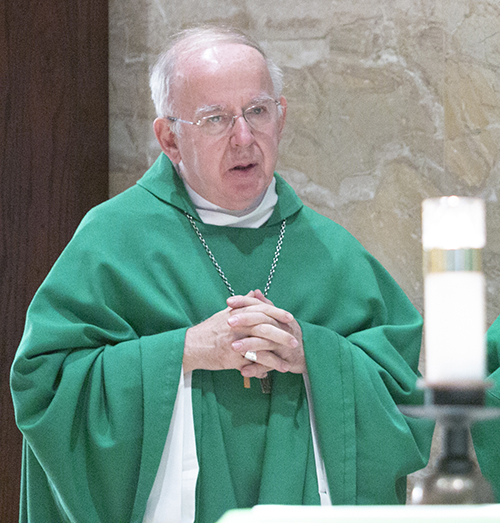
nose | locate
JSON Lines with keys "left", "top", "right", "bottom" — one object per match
{"left": 230, "top": 114, "right": 255, "bottom": 147}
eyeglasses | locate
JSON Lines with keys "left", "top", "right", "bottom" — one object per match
{"left": 167, "top": 99, "right": 281, "bottom": 136}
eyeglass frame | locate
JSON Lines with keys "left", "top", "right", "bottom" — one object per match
{"left": 165, "top": 98, "right": 282, "bottom": 135}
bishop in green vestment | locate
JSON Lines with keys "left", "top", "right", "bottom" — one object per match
{"left": 11, "top": 26, "right": 433, "bottom": 523}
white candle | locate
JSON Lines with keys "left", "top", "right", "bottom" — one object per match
{"left": 422, "top": 197, "right": 486, "bottom": 385}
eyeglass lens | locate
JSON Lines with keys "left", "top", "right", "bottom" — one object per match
{"left": 200, "top": 100, "right": 279, "bottom": 135}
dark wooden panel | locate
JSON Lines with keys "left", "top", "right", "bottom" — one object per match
{"left": 0, "top": 1, "right": 108, "bottom": 521}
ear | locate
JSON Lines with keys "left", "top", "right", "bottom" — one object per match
{"left": 153, "top": 118, "right": 182, "bottom": 164}
{"left": 277, "top": 96, "right": 287, "bottom": 139}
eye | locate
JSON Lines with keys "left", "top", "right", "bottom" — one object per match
{"left": 248, "top": 105, "right": 268, "bottom": 117}
{"left": 202, "top": 114, "right": 227, "bottom": 126}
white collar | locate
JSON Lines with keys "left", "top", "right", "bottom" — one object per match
{"left": 181, "top": 173, "right": 277, "bottom": 229}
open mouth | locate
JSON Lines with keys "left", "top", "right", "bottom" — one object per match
{"left": 230, "top": 163, "right": 256, "bottom": 172}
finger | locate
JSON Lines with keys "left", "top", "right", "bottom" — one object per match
{"left": 227, "top": 301, "right": 294, "bottom": 324}
{"left": 226, "top": 291, "right": 257, "bottom": 309}
{"left": 228, "top": 311, "right": 281, "bottom": 329}
{"left": 240, "top": 363, "right": 271, "bottom": 380}
{"left": 231, "top": 325, "right": 298, "bottom": 350}
{"left": 240, "top": 351, "right": 290, "bottom": 374}
{"left": 227, "top": 294, "right": 261, "bottom": 309}
{"left": 252, "top": 289, "right": 274, "bottom": 305}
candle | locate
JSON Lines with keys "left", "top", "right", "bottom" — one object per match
{"left": 422, "top": 196, "right": 486, "bottom": 385}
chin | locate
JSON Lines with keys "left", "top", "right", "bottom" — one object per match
{"left": 221, "top": 191, "right": 260, "bottom": 210}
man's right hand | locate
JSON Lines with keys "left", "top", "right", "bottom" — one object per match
{"left": 183, "top": 305, "right": 272, "bottom": 375}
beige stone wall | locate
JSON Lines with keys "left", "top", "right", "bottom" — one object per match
{"left": 109, "top": 0, "right": 500, "bottom": 331}
{"left": 109, "top": 0, "right": 500, "bottom": 497}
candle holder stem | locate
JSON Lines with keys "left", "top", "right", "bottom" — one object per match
{"left": 411, "top": 411, "right": 494, "bottom": 504}
{"left": 401, "top": 383, "right": 500, "bottom": 505}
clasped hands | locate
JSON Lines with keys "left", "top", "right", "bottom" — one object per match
{"left": 183, "top": 290, "right": 305, "bottom": 378}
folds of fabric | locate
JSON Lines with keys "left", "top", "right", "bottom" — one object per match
{"left": 11, "top": 153, "right": 433, "bottom": 522}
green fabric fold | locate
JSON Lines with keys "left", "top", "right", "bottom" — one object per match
{"left": 11, "top": 154, "right": 433, "bottom": 523}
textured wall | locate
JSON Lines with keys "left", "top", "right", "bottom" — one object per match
{"left": 110, "top": 0, "right": 500, "bottom": 332}
{"left": 109, "top": 1, "right": 500, "bottom": 338}
{"left": 109, "top": 0, "right": 500, "bottom": 496}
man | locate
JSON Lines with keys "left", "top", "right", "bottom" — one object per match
{"left": 11, "top": 26, "right": 432, "bottom": 523}
{"left": 472, "top": 315, "right": 500, "bottom": 501}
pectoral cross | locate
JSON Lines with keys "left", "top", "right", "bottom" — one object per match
{"left": 244, "top": 375, "right": 272, "bottom": 393}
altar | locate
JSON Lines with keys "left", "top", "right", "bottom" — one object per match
{"left": 217, "top": 504, "right": 500, "bottom": 523}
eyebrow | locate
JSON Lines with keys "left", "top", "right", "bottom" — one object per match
{"left": 194, "top": 104, "right": 225, "bottom": 118}
{"left": 194, "top": 95, "right": 276, "bottom": 119}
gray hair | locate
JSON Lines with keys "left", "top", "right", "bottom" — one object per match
{"left": 149, "top": 26, "right": 284, "bottom": 121}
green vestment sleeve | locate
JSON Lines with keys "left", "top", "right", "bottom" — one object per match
{"left": 11, "top": 154, "right": 433, "bottom": 523}
{"left": 11, "top": 207, "right": 190, "bottom": 522}
{"left": 471, "top": 315, "right": 500, "bottom": 502}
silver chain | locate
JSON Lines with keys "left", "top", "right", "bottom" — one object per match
{"left": 185, "top": 212, "right": 286, "bottom": 297}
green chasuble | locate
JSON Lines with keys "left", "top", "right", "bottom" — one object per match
{"left": 471, "top": 315, "right": 500, "bottom": 502}
{"left": 11, "top": 154, "right": 433, "bottom": 523}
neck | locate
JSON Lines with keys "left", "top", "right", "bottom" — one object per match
{"left": 175, "top": 165, "right": 277, "bottom": 228}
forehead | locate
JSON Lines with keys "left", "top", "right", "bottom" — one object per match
{"left": 171, "top": 43, "right": 274, "bottom": 111}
